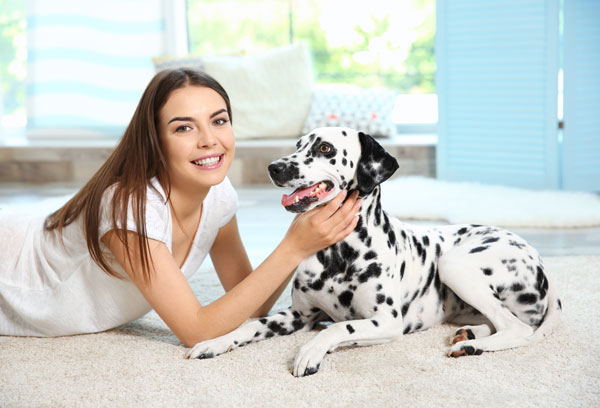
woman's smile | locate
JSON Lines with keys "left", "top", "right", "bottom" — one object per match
{"left": 191, "top": 153, "right": 224, "bottom": 170}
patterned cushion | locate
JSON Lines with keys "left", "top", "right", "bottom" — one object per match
{"left": 302, "top": 85, "right": 397, "bottom": 138}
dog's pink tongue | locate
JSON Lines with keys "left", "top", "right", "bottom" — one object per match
{"left": 281, "top": 184, "right": 319, "bottom": 207}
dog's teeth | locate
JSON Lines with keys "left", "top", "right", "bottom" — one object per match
{"left": 294, "top": 196, "right": 300, "bottom": 203}
{"left": 319, "top": 182, "right": 326, "bottom": 189}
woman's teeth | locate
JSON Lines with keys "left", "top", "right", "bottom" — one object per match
{"left": 193, "top": 156, "right": 220, "bottom": 166}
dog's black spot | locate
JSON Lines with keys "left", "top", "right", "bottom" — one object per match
{"left": 358, "top": 262, "right": 382, "bottom": 283}
{"left": 308, "top": 278, "right": 325, "bottom": 291}
{"left": 363, "top": 250, "right": 377, "bottom": 261}
{"left": 511, "top": 282, "right": 525, "bottom": 292}
{"left": 435, "top": 243, "right": 441, "bottom": 258}
{"left": 342, "top": 158, "right": 347, "bottom": 166}
{"left": 346, "top": 324, "right": 355, "bottom": 334}
{"left": 342, "top": 130, "right": 347, "bottom": 136}
{"left": 536, "top": 265, "right": 548, "bottom": 299}
{"left": 481, "top": 267, "right": 493, "bottom": 276}
{"left": 371, "top": 320, "right": 379, "bottom": 327}
{"left": 414, "top": 322, "right": 423, "bottom": 331}
{"left": 268, "top": 321, "right": 291, "bottom": 335}
{"left": 386, "top": 297, "right": 394, "bottom": 305}
{"left": 399, "top": 261, "right": 406, "bottom": 280}
{"left": 391, "top": 309, "right": 398, "bottom": 318}
{"left": 457, "top": 227, "right": 468, "bottom": 235}
{"left": 401, "top": 303, "right": 409, "bottom": 317}
{"left": 387, "top": 230, "right": 396, "bottom": 248}
{"left": 509, "top": 240, "right": 526, "bottom": 249}
{"left": 482, "top": 237, "right": 500, "bottom": 244}
{"left": 376, "top": 293, "right": 385, "bottom": 304}
{"left": 422, "top": 236, "right": 430, "bottom": 246}
{"left": 517, "top": 293, "right": 538, "bottom": 305}
{"left": 330, "top": 159, "right": 336, "bottom": 165}
{"left": 419, "top": 263, "right": 436, "bottom": 296}
{"left": 303, "top": 158, "right": 313, "bottom": 165}
{"left": 338, "top": 290, "right": 354, "bottom": 307}
{"left": 470, "top": 246, "right": 489, "bottom": 254}
{"left": 403, "top": 324, "right": 412, "bottom": 334}
{"left": 259, "top": 318, "right": 267, "bottom": 324}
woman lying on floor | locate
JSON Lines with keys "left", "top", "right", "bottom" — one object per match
{"left": 0, "top": 68, "right": 361, "bottom": 346}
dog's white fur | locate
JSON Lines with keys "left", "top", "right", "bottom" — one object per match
{"left": 187, "top": 127, "right": 561, "bottom": 377}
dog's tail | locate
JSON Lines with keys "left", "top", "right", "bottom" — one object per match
{"left": 529, "top": 276, "right": 562, "bottom": 343}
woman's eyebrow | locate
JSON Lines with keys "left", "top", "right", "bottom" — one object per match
{"left": 210, "top": 109, "right": 227, "bottom": 118}
{"left": 168, "top": 116, "right": 194, "bottom": 124}
{"left": 167, "top": 109, "right": 227, "bottom": 124}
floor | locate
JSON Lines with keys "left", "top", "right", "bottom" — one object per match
{"left": 1, "top": 184, "right": 599, "bottom": 270}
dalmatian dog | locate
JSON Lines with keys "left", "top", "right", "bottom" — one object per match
{"left": 187, "top": 127, "right": 562, "bottom": 377}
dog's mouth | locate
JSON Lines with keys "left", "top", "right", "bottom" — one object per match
{"left": 281, "top": 180, "right": 334, "bottom": 213}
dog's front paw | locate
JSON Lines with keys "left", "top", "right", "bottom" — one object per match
{"left": 293, "top": 339, "right": 329, "bottom": 377}
{"left": 185, "top": 337, "right": 234, "bottom": 360}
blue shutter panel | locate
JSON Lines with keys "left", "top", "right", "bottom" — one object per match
{"left": 436, "top": 0, "right": 560, "bottom": 189}
{"left": 563, "top": 0, "right": 600, "bottom": 192}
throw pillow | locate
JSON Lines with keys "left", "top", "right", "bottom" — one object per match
{"left": 302, "top": 85, "right": 397, "bottom": 138}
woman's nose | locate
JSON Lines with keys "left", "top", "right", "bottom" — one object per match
{"left": 197, "top": 127, "right": 217, "bottom": 148}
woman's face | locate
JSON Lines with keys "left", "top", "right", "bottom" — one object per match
{"left": 158, "top": 85, "right": 235, "bottom": 192}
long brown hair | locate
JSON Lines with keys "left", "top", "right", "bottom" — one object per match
{"left": 44, "top": 68, "right": 232, "bottom": 283}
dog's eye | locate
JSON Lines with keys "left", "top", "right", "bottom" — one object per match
{"left": 319, "top": 144, "right": 331, "bottom": 153}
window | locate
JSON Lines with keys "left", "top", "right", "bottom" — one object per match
{"left": 187, "top": 0, "right": 437, "bottom": 127}
{"left": 0, "top": 0, "right": 27, "bottom": 135}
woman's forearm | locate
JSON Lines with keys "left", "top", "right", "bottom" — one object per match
{"left": 192, "top": 240, "right": 304, "bottom": 344}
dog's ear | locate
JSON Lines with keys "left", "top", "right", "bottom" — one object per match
{"left": 356, "top": 131, "right": 399, "bottom": 195}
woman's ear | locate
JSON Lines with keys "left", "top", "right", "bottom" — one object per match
{"left": 356, "top": 132, "right": 399, "bottom": 195}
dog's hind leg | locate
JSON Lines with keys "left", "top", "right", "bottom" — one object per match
{"left": 438, "top": 253, "right": 535, "bottom": 357}
{"left": 293, "top": 317, "right": 403, "bottom": 377}
{"left": 447, "top": 313, "right": 494, "bottom": 345}
{"left": 185, "top": 307, "right": 315, "bottom": 359}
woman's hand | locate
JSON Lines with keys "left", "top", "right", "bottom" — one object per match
{"left": 281, "top": 190, "right": 361, "bottom": 260}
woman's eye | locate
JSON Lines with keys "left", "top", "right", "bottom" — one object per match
{"left": 319, "top": 144, "right": 331, "bottom": 153}
{"left": 175, "top": 125, "right": 192, "bottom": 133}
{"left": 214, "top": 118, "right": 228, "bottom": 126}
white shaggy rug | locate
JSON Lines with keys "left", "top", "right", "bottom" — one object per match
{"left": 1, "top": 256, "right": 598, "bottom": 407}
{"left": 382, "top": 176, "right": 600, "bottom": 228}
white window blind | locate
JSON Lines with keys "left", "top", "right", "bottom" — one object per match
{"left": 26, "top": 0, "right": 164, "bottom": 139}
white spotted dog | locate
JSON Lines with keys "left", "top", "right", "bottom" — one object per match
{"left": 186, "top": 127, "right": 562, "bottom": 377}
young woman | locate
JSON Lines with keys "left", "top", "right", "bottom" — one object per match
{"left": 0, "top": 68, "right": 361, "bottom": 347}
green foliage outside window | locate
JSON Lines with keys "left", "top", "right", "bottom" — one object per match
{"left": 0, "top": 0, "right": 26, "bottom": 116}
{"left": 188, "top": 0, "right": 435, "bottom": 93}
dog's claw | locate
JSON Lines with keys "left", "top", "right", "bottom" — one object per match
{"left": 303, "top": 364, "right": 320, "bottom": 377}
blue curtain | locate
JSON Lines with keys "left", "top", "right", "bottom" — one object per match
{"left": 436, "top": 0, "right": 560, "bottom": 189}
{"left": 562, "top": 0, "right": 600, "bottom": 191}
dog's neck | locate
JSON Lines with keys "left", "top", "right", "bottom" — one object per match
{"left": 351, "top": 186, "right": 383, "bottom": 225}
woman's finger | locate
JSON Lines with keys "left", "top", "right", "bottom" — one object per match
{"left": 310, "top": 189, "right": 349, "bottom": 224}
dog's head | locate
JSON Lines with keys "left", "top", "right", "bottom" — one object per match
{"left": 268, "top": 127, "right": 399, "bottom": 213}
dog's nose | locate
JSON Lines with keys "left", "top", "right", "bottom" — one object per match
{"left": 268, "top": 162, "right": 286, "bottom": 176}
